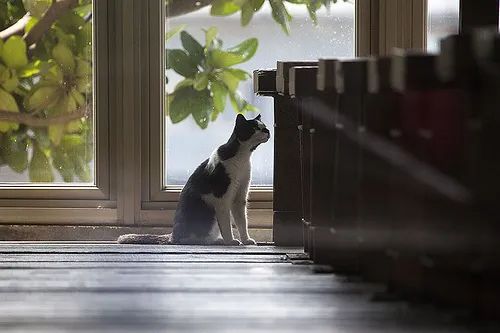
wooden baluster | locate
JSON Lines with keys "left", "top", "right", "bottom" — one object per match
{"left": 390, "top": 48, "right": 479, "bottom": 301}
{"left": 327, "top": 59, "right": 368, "bottom": 272}
{"left": 311, "top": 59, "right": 339, "bottom": 264}
{"left": 359, "top": 56, "right": 399, "bottom": 283}
{"left": 256, "top": 61, "right": 316, "bottom": 246}
{"left": 289, "top": 65, "right": 319, "bottom": 254}
{"left": 467, "top": 31, "right": 500, "bottom": 317}
{"left": 389, "top": 50, "right": 440, "bottom": 298}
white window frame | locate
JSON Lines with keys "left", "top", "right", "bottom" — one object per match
{"left": 0, "top": 0, "right": 116, "bottom": 224}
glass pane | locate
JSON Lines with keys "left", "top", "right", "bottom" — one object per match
{"left": 165, "top": 1, "right": 355, "bottom": 187}
{"left": 427, "top": 0, "right": 460, "bottom": 52}
{"left": 0, "top": 0, "right": 94, "bottom": 185}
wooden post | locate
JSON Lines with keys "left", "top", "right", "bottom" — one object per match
{"left": 459, "top": 0, "right": 499, "bottom": 33}
{"left": 289, "top": 65, "right": 320, "bottom": 254}
{"left": 310, "top": 59, "right": 339, "bottom": 264}
{"left": 324, "top": 59, "right": 368, "bottom": 272}
{"left": 256, "top": 61, "right": 316, "bottom": 246}
{"left": 359, "top": 56, "right": 399, "bottom": 283}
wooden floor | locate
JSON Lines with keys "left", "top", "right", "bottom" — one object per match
{"left": 0, "top": 242, "right": 495, "bottom": 332}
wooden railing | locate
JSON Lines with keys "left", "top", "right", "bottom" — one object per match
{"left": 254, "top": 29, "right": 500, "bottom": 317}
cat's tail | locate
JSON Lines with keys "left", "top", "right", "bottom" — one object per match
{"left": 117, "top": 233, "right": 172, "bottom": 245}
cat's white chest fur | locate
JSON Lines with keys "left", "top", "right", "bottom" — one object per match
{"left": 201, "top": 149, "right": 253, "bottom": 245}
{"left": 203, "top": 150, "right": 251, "bottom": 205}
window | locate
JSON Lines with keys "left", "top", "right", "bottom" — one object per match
{"left": 427, "top": 0, "right": 460, "bottom": 52}
{"left": 164, "top": 1, "right": 355, "bottom": 188}
{"left": 0, "top": 0, "right": 452, "bottom": 231}
{"left": 0, "top": 0, "right": 94, "bottom": 186}
{"left": 0, "top": 0, "right": 111, "bottom": 211}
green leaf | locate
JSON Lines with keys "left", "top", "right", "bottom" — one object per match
{"left": 169, "top": 87, "right": 212, "bottom": 128}
{"left": 241, "top": 0, "right": 254, "bottom": 26}
{"left": 75, "top": 59, "right": 91, "bottom": 78}
{"left": 58, "top": 11, "right": 86, "bottom": 32}
{"left": 180, "top": 31, "right": 205, "bottom": 66}
{"left": 241, "top": 0, "right": 265, "bottom": 26}
{"left": 65, "top": 119, "right": 82, "bottom": 133}
{"left": 168, "top": 89, "right": 191, "bottom": 124}
{"left": 52, "top": 94, "right": 78, "bottom": 116}
{"left": 211, "top": 80, "right": 228, "bottom": 114}
{"left": 77, "top": 22, "right": 92, "bottom": 56}
{"left": 33, "top": 128, "right": 51, "bottom": 150}
{"left": 253, "top": 0, "right": 265, "bottom": 11}
{"left": 166, "top": 24, "right": 186, "bottom": 42}
{"left": 0, "top": 88, "right": 20, "bottom": 133}
{"left": 225, "top": 68, "right": 251, "bottom": 80}
{"left": 229, "top": 90, "right": 257, "bottom": 114}
{"left": 269, "top": 0, "right": 292, "bottom": 34}
{"left": 205, "top": 27, "right": 218, "bottom": 47}
{"left": 1, "top": 135, "right": 28, "bottom": 173}
{"left": 29, "top": 145, "right": 54, "bottom": 183}
{"left": 174, "top": 78, "right": 194, "bottom": 91}
{"left": 1, "top": 36, "right": 28, "bottom": 70}
{"left": 18, "top": 60, "right": 43, "bottom": 78}
{"left": 22, "top": 0, "right": 51, "bottom": 18}
{"left": 208, "top": 38, "right": 258, "bottom": 67}
{"left": 44, "top": 64, "right": 64, "bottom": 84}
{"left": 229, "top": 90, "right": 244, "bottom": 113}
{"left": 219, "top": 70, "right": 241, "bottom": 92}
{"left": 193, "top": 72, "right": 209, "bottom": 91}
{"left": 211, "top": 0, "right": 240, "bottom": 16}
{"left": 166, "top": 49, "right": 198, "bottom": 78}
{"left": 25, "top": 17, "right": 39, "bottom": 33}
{"left": 69, "top": 88, "right": 85, "bottom": 106}
{"left": 52, "top": 147, "right": 74, "bottom": 182}
{"left": 75, "top": 59, "right": 92, "bottom": 80}
{"left": 56, "top": 11, "right": 86, "bottom": 36}
{"left": 0, "top": 66, "right": 19, "bottom": 92}
{"left": 27, "top": 85, "right": 61, "bottom": 111}
{"left": 74, "top": 3, "right": 93, "bottom": 17}
{"left": 307, "top": 3, "right": 318, "bottom": 24}
{"left": 48, "top": 124, "right": 65, "bottom": 145}
{"left": 52, "top": 43, "right": 75, "bottom": 73}
{"left": 224, "top": 37, "right": 258, "bottom": 60}
{"left": 75, "top": 160, "right": 91, "bottom": 182}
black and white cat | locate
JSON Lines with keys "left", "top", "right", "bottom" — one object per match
{"left": 117, "top": 114, "right": 270, "bottom": 245}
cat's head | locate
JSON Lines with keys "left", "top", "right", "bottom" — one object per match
{"left": 234, "top": 114, "right": 270, "bottom": 149}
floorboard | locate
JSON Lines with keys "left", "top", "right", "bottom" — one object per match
{"left": 0, "top": 242, "right": 495, "bottom": 332}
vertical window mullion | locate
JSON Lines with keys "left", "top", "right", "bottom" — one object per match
{"left": 114, "top": 0, "right": 144, "bottom": 224}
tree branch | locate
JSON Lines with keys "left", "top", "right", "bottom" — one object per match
{"left": 166, "top": 0, "right": 214, "bottom": 18}
{"left": 0, "top": 106, "right": 89, "bottom": 128}
{"left": 1, "top": 0, "right": 211, "bottom": 44}
{"left": 0, "top": 13, "right": 31, "bottom": 40}
{"left": 24, "top": 0, "right": 78, "bottom": 46}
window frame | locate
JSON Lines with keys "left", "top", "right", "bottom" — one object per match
{"left": 0, "top": 0, "right": 432, "bottom": 228}
{"left": 145, "top": 0, "right": 362, "bottom": 198}
{"left": 0, "top": 0, "right": 117, "bottom": 224}
{"left": 0, "top": 0, "right": 111, "bottom": 201}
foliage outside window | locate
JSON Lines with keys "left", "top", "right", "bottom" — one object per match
{"left": 0, "top": 0, "right": 92, "bottom": 184}
{"left": 165, "top": 0, "right": 350, "bottom": 129}
{"left": 0, "top": 0, "right": 349, "bottom": 185}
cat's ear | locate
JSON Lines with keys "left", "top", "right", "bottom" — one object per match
{"left": 236, "top": 113, "right": 246, "bottom": 126}
{"left": 254, "top": 114, "right": 262, "bottom": 121}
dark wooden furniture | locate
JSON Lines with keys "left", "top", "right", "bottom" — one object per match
{"left": 289, "top": 65, "right": 319, "bottom": 253}
{"left": 254, "top": 29, "right": 500, "bottom": 318}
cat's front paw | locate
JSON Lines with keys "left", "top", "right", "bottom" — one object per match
{"left": 242, "top": 238, "right": 257, "bottom": 245}
{"left": 224, "top": 239, "right": 242, "bottom": 246}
